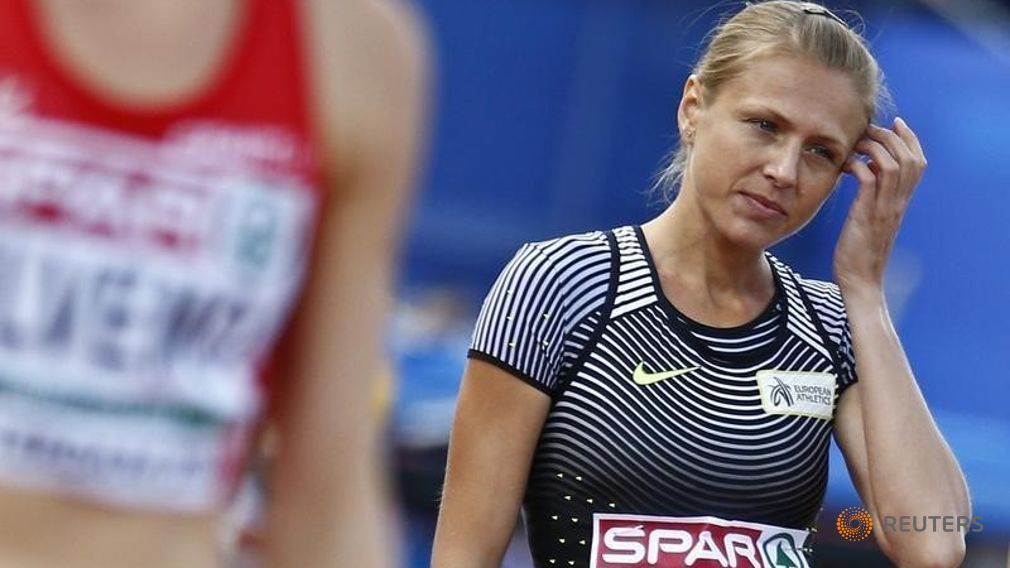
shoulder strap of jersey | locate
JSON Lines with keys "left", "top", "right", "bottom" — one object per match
{"left": 785, "top": 269, "right": 847, "bottom": 381}
{"left": 552, "top": 228, "right": 621, "bottom": 397}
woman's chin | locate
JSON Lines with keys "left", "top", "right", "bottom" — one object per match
{"left": 718, "top": 218, "right": 789, "bottom": 252}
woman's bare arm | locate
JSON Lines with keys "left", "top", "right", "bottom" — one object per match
{"left": 432, "top": 359, "right": 552, "bottom": 568}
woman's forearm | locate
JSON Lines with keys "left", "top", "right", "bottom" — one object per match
{"left": 843, "top": 285, "right": 970, "bottom": 564}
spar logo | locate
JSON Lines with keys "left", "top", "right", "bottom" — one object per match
{"left": 590, "top": 514, "right": 809, "bottom": 567}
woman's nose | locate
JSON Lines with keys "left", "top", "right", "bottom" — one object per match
{"left": 762, "top": 144, "right": 800, "bottom": 188}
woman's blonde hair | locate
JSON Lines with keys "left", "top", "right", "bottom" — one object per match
{"left": 656, "top": 0, "right": 891, "bottom": 200}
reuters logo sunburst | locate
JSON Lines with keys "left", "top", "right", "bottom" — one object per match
{"left": 836, "top": 506, "right": 873, "bottom": 542}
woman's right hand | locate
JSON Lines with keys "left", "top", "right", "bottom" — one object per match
{"left": 432, "top": 359, "right": 552, "bottom": 568}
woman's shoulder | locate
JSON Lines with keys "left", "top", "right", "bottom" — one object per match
{"left": 767, "top": 255, "right": 848, "bottom": 324}
{"left": 502, "top": 229, "right": 614, "bottom": 301}
{"left": 512, "top": 228, "right": 614, "bottom": 276}
{"left": 471, "top": 229, "right": 617, "bottom": 389}
{"left": 310, "top": 0, "right": 430, "bottom": 179}
{"left": 523, "top": 228, "right": 612, "bottom": 255}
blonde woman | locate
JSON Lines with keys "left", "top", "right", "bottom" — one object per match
{"left": 433, "top": 2, "right": 968, "bottom": 567}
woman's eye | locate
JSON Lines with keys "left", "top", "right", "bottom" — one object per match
{"left": 749, "top": 119, "right": 776, "bottom": 133}
{"left": 810, "top": 145, "right": 835, "bottom": 161}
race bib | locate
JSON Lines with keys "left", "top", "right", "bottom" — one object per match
{"left": 0, "top": 114, "right": 316, "bottom": 510}
{"left": 591, "top": 513, "right": 810, "bottom": 568}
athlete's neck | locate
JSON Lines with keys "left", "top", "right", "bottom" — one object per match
{"left": 33, "top": 0, "right": 243, "bottom": 107}
{"left": 641, "top": 195, "right": 774, "bottom": 326}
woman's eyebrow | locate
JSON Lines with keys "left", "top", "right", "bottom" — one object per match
{"left": 741, "top": 104, "right": 848, "bottom": 149}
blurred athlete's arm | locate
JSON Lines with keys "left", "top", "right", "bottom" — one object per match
{"left": 833, "top": 120, "right": 969, "bottom": 568}
{"left": 263, "top": 1, "right": 428, "bottom": 567}
{"left": 432, "top": 360, "right": 552, "bottom": 567}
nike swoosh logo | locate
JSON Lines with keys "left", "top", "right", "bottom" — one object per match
{"left": 632, "top": 362, "right": 699, "bottom": 386}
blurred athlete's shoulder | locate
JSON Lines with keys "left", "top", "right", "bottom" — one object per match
{"left": 328, "top": 0, "right": 429, "bottom": 87}
{"left": 303, "top": 0, "right": 431, "bottom": 179}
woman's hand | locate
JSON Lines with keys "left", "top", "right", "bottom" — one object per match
{"left": 834, "top": 117, "right": 927, "bottom": 296}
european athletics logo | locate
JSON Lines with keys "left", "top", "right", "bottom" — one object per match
{"left": 756, "top": 371, "right": 835, "bottom": 420}
{"left": 770, "top": 377, "right": 795, "bottom": 407}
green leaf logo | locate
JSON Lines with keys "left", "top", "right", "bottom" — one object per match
{"left": 762, "top": 534, "right": 804, "bottom": 568}
{"left": 774, "top": 541, "right": 798, "bottom": 567}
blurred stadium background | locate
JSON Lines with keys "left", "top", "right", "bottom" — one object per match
{"left": 388, "top": 0, "right": 1010, "bottom": 566}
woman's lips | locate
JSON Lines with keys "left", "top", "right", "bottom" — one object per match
{"left": 740, "top": 191, "right": 787, "bottom": 219}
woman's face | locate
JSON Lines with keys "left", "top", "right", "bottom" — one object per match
{"left": 678, "top": 54, "right": 868, "bottom": 250}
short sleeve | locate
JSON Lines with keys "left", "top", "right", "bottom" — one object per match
{"left": 468, "top": 244, "right": 569, "bottom": 395}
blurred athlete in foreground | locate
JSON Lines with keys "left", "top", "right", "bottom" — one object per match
{"left": 433, "top": 2, "right": 968, "bottom": 567}
{"left": 0, "top": 0, "right": 427, "bottom": 566}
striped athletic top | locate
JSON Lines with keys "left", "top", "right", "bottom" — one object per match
{"left": 468, "top": 226, "right": 857, "bottom": 568}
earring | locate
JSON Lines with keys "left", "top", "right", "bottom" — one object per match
{"left": 683, "top": 128, "right": 694, "bottom": 142}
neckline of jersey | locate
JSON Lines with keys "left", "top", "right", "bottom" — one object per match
{"left": 630, "top": 224, "right": 791, "bottom": 362}
{"left": 16, "top": 0, "right": 261, "bottom": 122}
{"left": 676, "top": 300, "right": 782, "bottom": 340}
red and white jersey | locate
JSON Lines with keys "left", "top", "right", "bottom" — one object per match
{"left": 0, "top": 0, "right": 321, "bottom": 511}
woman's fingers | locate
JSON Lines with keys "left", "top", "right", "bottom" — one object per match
{"left": 864, "top": 120, "right": 927, "bottom": 201}
{"left": 892, "top": 117, "right": 926, "bottom": 165}
{"left": 836, "top": 119, "right": 926, "bottom": 287}
{"left": 866, "top": 123, "right": 913, "bottom": 166}
{"left": 843, "top": 154, "right": 877, "bottom": 212}
{"left": 854, "top": 137, "right": 899, "bottom": 203}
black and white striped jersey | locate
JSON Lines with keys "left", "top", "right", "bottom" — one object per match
{"left": 468, "top": 225, "right": 857, "bottom": 568}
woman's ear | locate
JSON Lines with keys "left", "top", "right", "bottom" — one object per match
{"left": 677, "top": 74, "right": 703, "bottom": 143}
